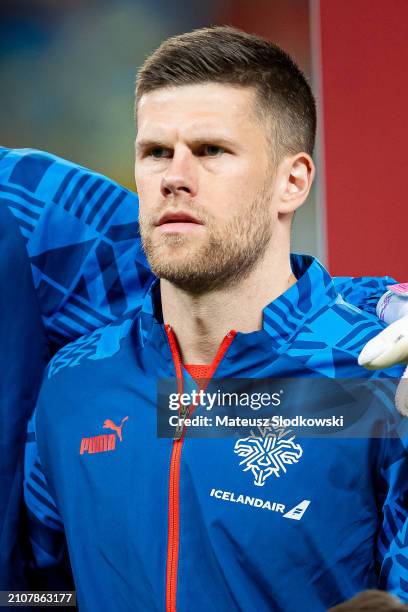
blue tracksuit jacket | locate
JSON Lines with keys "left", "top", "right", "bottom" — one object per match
{"left": 26, "top": 254, "right": 408, "bottom": 611}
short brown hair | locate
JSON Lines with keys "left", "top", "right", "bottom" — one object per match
{"left": 135, "top": 26, "right": 316, "bottom": 162}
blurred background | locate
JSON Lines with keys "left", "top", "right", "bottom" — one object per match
{"left": 0, "top": 0, "right": 407, "bottom": 278}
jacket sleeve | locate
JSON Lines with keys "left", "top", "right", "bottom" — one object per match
{"left": 376, "top": 417, "right": 408, "bottom": 601}
{"left": 0, "top": 146, "right": 153, "bottom": 351}
{"left": 333, "top": 276, "right": 398, "bottom": 316}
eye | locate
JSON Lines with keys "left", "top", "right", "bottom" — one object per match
{"left": 149, "top": 147, "right": 172, "bottom": 159}
{"left": 199, "top": 144, "right": 225, "bottom": 157}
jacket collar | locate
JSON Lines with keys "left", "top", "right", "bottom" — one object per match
{"left": 139, "top": 254, "right": 338, "bottom": 353}
{"left": 261, "top": 254, "right": 338, "bottom": 350}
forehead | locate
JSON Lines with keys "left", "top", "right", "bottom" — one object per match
{"left": 136, "top": 83, "right": 261, "bottom": 140}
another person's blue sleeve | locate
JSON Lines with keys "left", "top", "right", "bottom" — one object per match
{"left": 0, "top": 146, "right": 153, "bottom": 588}
{"left": 0, "top": 146, "right": 153, "bottom": 350}
{"left": 377, "top": 426, "right": 408, "bottom": 600}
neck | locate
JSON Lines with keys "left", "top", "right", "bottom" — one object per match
{"left": 161, "top": 247, "right": 296, "bottom": 365}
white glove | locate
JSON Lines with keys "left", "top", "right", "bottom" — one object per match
{"left": 358, "top": 314, "right": 408, "bottom": 415}
{"left": 358, "top": 313, "right": 408, "bottom": 370}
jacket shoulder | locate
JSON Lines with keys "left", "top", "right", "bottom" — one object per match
{"left": 46, "top": 311, "right": 140, "bottom": 380}
{"left": 290, "top": 295, "right": 404, "bottom": 378}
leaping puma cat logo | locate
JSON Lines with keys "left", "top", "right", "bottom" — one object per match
{"left": 103, "top": 416, "right": 129, "bottom": 442}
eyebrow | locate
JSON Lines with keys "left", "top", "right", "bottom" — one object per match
{"left": 136, "top": 136, "right": 238, "bottom": 152}
{"left": 136, "top": 139, "right": 168, "bottom": 152}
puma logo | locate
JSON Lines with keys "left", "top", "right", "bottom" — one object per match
{"left": 79, "top": 416, "right": 130, "bottom": 455}
{"left": 103, "top": 416, "right": 129, "bottom": 442}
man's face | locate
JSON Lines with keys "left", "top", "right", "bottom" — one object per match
{"left": 135, "top": 83, "right": 276, "bottom": 293}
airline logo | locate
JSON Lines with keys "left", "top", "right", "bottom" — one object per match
{"left": 283, "top": 500, "right": 311, "bottom": 520}
{"left": 210, "top": 489, "right": 311, "bottom": 521}
{"left": 80, "top": 416, "right": 129, "bottom": 455}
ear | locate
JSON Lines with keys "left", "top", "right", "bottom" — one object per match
{"left": 275, "top": 153, "right": 315, "bottom": 215}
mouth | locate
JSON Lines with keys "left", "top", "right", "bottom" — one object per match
{"left": 157, "top": 211, "right": 203, "bottom": 226}
{"left": 156, "top": 211, "right": 204, "bottom": 234}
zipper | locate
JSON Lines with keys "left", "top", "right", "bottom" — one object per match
{"left": 165, "top": 324, "right": 185, "bottom": 440}
{"left": 164, "top": 325, "right": 236, "bottom": 612}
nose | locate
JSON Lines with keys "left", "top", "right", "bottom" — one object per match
{"left": 160, "top": 149, "right": 198, "bottom": 198}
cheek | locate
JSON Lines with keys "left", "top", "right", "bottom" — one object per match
{"left": 137, "top": 187, "right": 155, "bottom": 223}
{"left": 199, "top": 157, "right": 261, "bottom": 200}
{"left": 208, "top": 169, "right": 262, "bottom": 214}
{"left": 218, "top": 156, "right": 266, "bottom": 193}
{"left": 135, "top": 163, "right": 162, "bottom": 192}
{"left": 136, "top": 173, "right": 161, "bottom": 209}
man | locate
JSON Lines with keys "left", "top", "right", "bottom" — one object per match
{"left": 0, "top": 147, "right": 150, "bottom": 588}
{"left": 25, "top": 27, "right": 407, "bottom": 611}
{"left": 1, "top": 154, "right": 403, "bottom": 592}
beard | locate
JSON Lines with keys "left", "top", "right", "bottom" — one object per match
{"left": 139, "top": 185, "right": 274, "bottom": 295}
